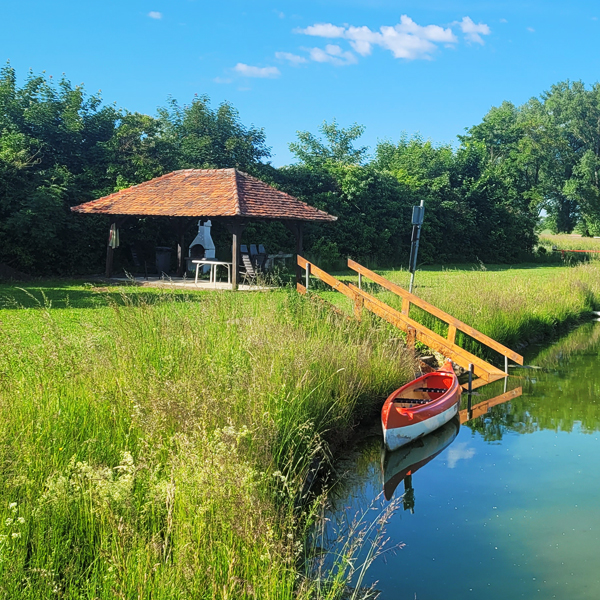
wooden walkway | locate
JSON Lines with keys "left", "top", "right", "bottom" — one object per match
{"left": 297, "top": 257, "right": 523, "bottom": 383}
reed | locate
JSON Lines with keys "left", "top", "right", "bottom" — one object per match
{"left": 0, "top": 284, "right": 415, "bottom": 599}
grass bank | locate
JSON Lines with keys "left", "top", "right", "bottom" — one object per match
{"left": 318, "top": 262, "right": 600, "bottom": 365}
{"left": 0, "top": 284, "right": 414, "bottom": 599}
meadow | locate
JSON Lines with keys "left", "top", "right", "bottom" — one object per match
{"left": 0, "top": 283, "right": 413, "bottom": 600}
{"left": 538, "top": 231, "right": 600, "bottom": 252}
{"left": 1, "top": 259, "right": 600, "bottom": 599}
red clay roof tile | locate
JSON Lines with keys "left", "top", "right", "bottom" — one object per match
{"left": 71, "top": 168, "right": 337, "bottom": 222}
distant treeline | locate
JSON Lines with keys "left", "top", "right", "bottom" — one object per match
{"left": 1, "top": 64, "right": 599, "bottom": 275}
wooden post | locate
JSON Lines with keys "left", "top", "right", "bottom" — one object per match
{"left": 223, "top": 220, "right": 246, "bottom": 291}
{"left": 232, "top": 225, "right": 240, "bottom": 291}
{"left": 406, "top": 326, "right": 416, "bottom": 350}
{"left": 353, "top": 296, "right": 363, "bottom": 320}
{"left": 401, "top": 297, "right": 410, "bottom": 316}
{"left": 172, "top": 218, "right": 195, "bottom": 278}
{"left": 295, "top": 222, "right": 304, "bottom": 286}
{"left": 447, "top": 324, "right": 457, "bottom": 346}
{"left": 177, "top": 221, "right": 185, "bottom": 278}
{"left": 284, "top": 220, "right": 304, "bottom": 287}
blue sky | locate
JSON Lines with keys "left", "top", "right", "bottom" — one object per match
{"left": 2, "top": 0, "right": 599, "bottom": 165}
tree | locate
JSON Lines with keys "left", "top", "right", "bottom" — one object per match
{"left": 157, "top": 96, "right": 270, "bottom": 173}
{"left": 289, "top": 120, "right": 368, "bottom": 168}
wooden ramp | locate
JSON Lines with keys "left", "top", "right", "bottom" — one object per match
{"left": 297, "top": 257, "right": 523, "bottom": 383}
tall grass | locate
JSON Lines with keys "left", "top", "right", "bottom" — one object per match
{"left": 0, "top": 287, "right": 415, "bottom": 599}
{"left": 383, "top": 263, "right": 600, "bottom": 350}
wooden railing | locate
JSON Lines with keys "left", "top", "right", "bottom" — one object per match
{"left": 347, "top": 260, "right": 523, "bottom": 369}
{"left": 297, "top": 256, "right": 523, "bottom": 382}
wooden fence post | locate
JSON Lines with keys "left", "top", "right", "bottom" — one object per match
{"left": 353, "top": 295, "right": 363, "bottom": 320}
{"left": 406, "top": 326, "right": 416, "bottom": 350}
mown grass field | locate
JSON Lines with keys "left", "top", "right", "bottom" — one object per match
{"left": 1, "top": 260, "right": 599, "bottom": 599}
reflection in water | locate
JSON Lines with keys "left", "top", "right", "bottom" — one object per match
{"left": 382, "top": 418, "right": 460, "bottom": 503}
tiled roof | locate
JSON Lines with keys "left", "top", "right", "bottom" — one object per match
{"left": 71, "top": 169, "right": 337, "bottom": 222}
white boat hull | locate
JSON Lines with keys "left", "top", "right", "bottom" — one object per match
{"left": 382, "top": 402, "right": 459, "bottom": 452}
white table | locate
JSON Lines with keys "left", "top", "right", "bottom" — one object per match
{"left": 193, "top": 259, "right": 232, "bottom": 285}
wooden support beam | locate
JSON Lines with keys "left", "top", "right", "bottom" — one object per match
{"left": 105, "top": 217, "right": 116, "bottom": 278}
{"left": 353, "top": 296, "right": 363, "bottom": 320}
{"left": 401, "top": 297, "right": 410, "bottom": 316}
{"left": 406, "top": 326, "right": 416, "bottom": 350}
{"left": 104, "top": 216, "right": 128, "bottom": 278}
{"left": 285, "top": 221, "right": 305, "bottom": 286}
{"left": 297, "top": 255, "right": 357, "bottom": 300}
{"left": 447, "top": 324, "right": 457, "bottom": 345}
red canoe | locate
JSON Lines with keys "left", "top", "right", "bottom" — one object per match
{"left": 381, "top": 360, "right": 462, "bottom": 452}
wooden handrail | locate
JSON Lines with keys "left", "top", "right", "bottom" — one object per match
{"left": 348, "top": 284, "right": 506, "bottom": 381}
{"left": 296, "top": 256, "right": 357, "bottom": 300}
{"left": 297, "top": 256, "right": 517, "bottom": 381}
{"left": 347, "top": 259, "right": 523, "bottom": 366}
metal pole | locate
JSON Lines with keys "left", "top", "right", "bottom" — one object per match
{"left": 305, "top": 262, "right": 310, "bottom": 291}
{"left": 358, "top": 272, "right": 362, "bottom": 290}
{"left": 408, "top": 199, "right": 424, "bottom": 294}
{"left": 504, "top": 355, "right": 509, "bottom": 374}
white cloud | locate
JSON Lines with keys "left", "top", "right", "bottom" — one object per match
{"left": 308, "top": 44, "right": 357, "bottom": 66}
{"left": 295, "top": 23, "right": 346, "bottom": 38}
{"left": 500, "top": 18, "right": 508, "bottom": 23}
{"left": 294, "top": 14, "right": 485, "bottom": 62}
{"left": 527, "top": 27, "right": 535, "bottom": 33}
{"left": 148, "top": 11, "right": 162, "bottom": 20}
{"left": 457, "top": 16, "right": 491, "bottom": 44}
{"left": 233, "top": 63, "right": 281, "bottom": 78}
{"left": 447, "top": 443, "right": 476, "bottom": 469}
{"left": 213, "top": 76, "right": 233, "bottom": 84}
{"left": 275, "top": 51, "right": 308, "bottom": 65}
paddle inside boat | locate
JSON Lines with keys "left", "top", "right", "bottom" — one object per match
{"left": 381, "top": 360, "right": 462, "bottom": 452}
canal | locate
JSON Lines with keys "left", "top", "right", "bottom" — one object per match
{"left": 327, "top": 322, "right": 600, "bottom": 599}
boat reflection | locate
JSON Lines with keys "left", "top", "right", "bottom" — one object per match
{"left": 382, "top": 385, "right": 524, "bottom": 506}
{"left": 382, "top": 418, "right": 460, "bottom": 503}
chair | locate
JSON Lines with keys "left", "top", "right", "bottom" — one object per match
{"left": 240, "top": 247, "right": 256, "bottom": 283}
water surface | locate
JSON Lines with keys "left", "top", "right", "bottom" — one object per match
{"left": 330, "top": 322, "right": 600, "bottom": 599}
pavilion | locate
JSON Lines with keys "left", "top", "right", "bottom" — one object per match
{"left": 70, "top": 168, "right": 337, "bottom": 289}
